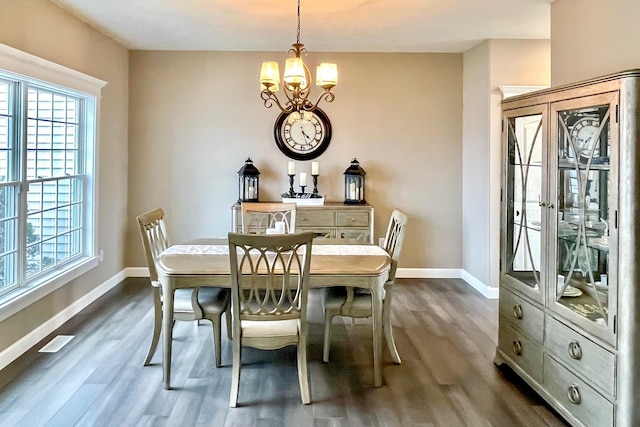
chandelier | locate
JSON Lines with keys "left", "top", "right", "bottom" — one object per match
{"left": 259, "top": 0, "right": 338, "bottom": 115}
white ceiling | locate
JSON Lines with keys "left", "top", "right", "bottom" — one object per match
{"left": 49, "top": 0, "right": 552, "bottom": 53}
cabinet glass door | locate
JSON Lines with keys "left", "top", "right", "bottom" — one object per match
{"left": 551, "top": 94, "right": 618, "bottom": 342}
{"left": 502, "top": 106, "right": 547, "bottom": 301}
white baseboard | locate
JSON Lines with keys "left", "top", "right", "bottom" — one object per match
{"left": 0, "top": 269, "right": 126, "bottom": 372}
{"left": 126, "top": 267, "right": 150, "bottom": 277}
{"left": 461, "top": 270, "right": 499, "bottom": 299}
{"left": 396, "top": 268, "right": 462, "bottom": 278}
{"left": 0, "top": 265, "right": 497, "bottom": 371}
{"left": 397, "top": 268, "right": 498, "bottom": 299}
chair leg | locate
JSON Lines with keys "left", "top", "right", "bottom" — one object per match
{"left": 144, "top": 288, "right": 162, "bottom": 366}
{"left": 297, "top": 334, "right": 311, "bottom": 404}
{"left": 225, "top": 304, "right": 233, "bottom": 341}
{"left": 322, "top": 310, "right": 337, "bottom": 363}
{"left": 383, "top": 295, "right": 401, "bottom": 364}
{"left": 229, "top": 337, "right": 241, "bottom": 407}
{"left": 209, "top": 316, "right": 222, "bottom": 368}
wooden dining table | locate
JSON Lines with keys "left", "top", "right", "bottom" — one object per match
{"left": 156, "top": 237, "right": 391, "bottom": 389}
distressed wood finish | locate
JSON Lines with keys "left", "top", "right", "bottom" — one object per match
{"left": 232, "top": 202, "right": 375, "bottom": 243}
{"left": 498, "top": 70, "right": 640, "bottom": 427}
{"left": 0, "top": 277, "right": 570, "bottom": 426}
{"left": 323, "top": 209, "right": 409, "bottom": 364}
{"left": 136, "top": 209, "right": 231, "bottom": 367}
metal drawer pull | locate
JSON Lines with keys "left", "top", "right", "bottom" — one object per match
{"left": 513, "top": 304, "right": 523, "bottom": 319}
{"left": 567, "top": 385, "right": 581, "bottom": 404}
{"left": 300, "top": 217, "right": 307, "bottom": 221}
{"left": 512, "top": 340, "right": 523, "bottom": 355}
{"left": 568, "top": 341, "right": 582, "bottom": 360}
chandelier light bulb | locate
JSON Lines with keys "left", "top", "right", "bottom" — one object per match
{"left": 316, "top": 63, "right": 338, "bottom": 89}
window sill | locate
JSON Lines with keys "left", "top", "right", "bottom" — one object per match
{"left": 0, "top": 256, "right": 100, "bottom": 323}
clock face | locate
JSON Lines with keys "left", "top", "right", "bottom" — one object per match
{"left": 570, "top": 117, "right": 599, "bottom": 157}
{"left": 274, "top": 108, "right": 332, "bottom": 160}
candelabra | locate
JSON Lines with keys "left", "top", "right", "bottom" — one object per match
{"left": 287, "top": 174, "right": 296, "bottom": 197}
{"left": 299, "top": 184, "right": 307, "bottom": 195}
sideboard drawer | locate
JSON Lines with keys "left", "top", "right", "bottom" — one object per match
{"left": 231, "top": 203, "right": 374, "bottom": 244}
{"left": 337, "top": 228, "right": 370, "bottom": 242}
{"left": 336, "top": 211, "right": 370, "bottom": 227}
{"left": 543, "top": 354, "right": 614, "bottom": 427}
{"left": 498, "top": 321, "right": 543, "bottom": 383}
{"left": 545, "top": 316, "right": 615, "bottom": 397}
{"left": 296, "top": 227, "right": 335, "bottom": 239}
{"left": 297, "top": 210, "right": 335, "bottom": 227}
{"left": 499, "top": 289, "right": 544, "bottom": 343}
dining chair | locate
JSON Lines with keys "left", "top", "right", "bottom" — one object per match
{"left": 136, "top": 208, "right": 231, "bottom": 368}
{"left": 322, "top": 208, "right": 409, "bottom": 364}
{"left": 241, "top": 202, "right": 296, "bottom": 234}
{"left": 227, "top": 231, "right": 315, "bottom": 407}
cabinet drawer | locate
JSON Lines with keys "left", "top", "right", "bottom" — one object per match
{"left": 297, "top": 210, "right": 335, "bottom": 227}
{"left": 499, "top": 289, "right": 544, "bottom": 343}
{"left": 543, "top": 354, "right": 614, "bottom": 427}
{"left": 545, "top": 317, "right": 615, "bottom": 397}
{"left": 337, "top": 228, "right": 370, "bottom": 241}
{"left": 498, "top": 322, "right": 543, "bottom": 383}
{"left": 296, "top": 227, "right": 335, "bottom": 239}
{"left": 336, "top": 211, "right": 370, "bottom": 227}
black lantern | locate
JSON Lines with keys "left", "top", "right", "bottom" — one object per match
{"left": 344, "top": 158, "right": 366, "bottom": 204}
{"left": 238, "top": 158, "right": 260, "bottom": 202}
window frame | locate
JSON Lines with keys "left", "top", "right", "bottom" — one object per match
{"left": 0, "top": 43, "right": 106, "bottom": 322}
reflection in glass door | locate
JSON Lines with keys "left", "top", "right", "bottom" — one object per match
{"left": 554, "top": 100, "right": 615, "bottom": 332}
{"left": 504, "top": 112, "right": 544, "bottom": 293}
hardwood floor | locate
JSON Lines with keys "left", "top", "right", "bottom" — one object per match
{"left": 0, "top": 278, "right": 569, "bottom": 427}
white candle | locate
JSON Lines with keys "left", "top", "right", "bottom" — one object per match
{"left": 288, "top": 161, "right": 295, "bottom": 175}
{"left": 300, "top": 172, "right": 307, "bottom": 186}
{"left": 311, "top": 162, "right": 319, "bottom": 175}
{"left": 349, "top": 182, "right": 356, "bottom": 199}
{"left": 275, "top": 221, "right": 286, "bottom": 233}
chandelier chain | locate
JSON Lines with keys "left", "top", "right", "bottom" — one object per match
{"left": 296, "top": 0, "right": 301, "bottom": 45}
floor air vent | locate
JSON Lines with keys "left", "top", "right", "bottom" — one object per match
{"left": 38, "top": 335, "right": 74, "bottom": 353}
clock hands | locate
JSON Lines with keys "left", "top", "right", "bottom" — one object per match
{"left": 300, "top": 124, "right": 312, "bottom": 143}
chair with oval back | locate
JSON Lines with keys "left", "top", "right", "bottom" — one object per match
{"left": 322, "top": 208, "right": 409, "bottom": 364}
{"left": 137, "top": 208, "right": 231, "bottom": 368}
{"left": 227, "top": 231, "right": 315, "bottom": 407}
{"left": 241, "top": 202, "right": 297, "bottom": 234}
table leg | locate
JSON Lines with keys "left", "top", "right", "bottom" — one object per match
{"left": 162, "top": 283, "right": 174, "bottom": 390}
{"left": 371, "top": 284, "right": 383, "bottom": 387}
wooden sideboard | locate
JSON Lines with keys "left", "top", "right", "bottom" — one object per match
{"left": 231, "top": 202, "right": 374, "bottom": 243}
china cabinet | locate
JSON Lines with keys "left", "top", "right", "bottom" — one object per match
{"left": 495, "top": 70, "right": 640, "bottom": 427}
{"left": 231, "top": 202, "right": 374, "bottom": 243}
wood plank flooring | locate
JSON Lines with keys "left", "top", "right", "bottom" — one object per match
{"left": 0, "top": 278, "right": 569, "bottom": 427}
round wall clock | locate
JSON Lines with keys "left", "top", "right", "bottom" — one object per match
{"left": 274, "top": 108, "right": 332, "bottom": 160}
{"left": 570, "top": 116, "right": 599, "bottom": 157}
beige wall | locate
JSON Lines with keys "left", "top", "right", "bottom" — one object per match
{"left": 551, "top": 0, "right": 640, "bottom": 86}
{"left": 463, "top": 39, "right": 550, "bottom": 289}
{"left": 462, "top": 41, "right": 491, "bottom": 286}
{"left": 127, "top": 51, "right": 463, "bottom": 270}
{"left": 0, "top": 0, "right": 129, "bottom": 353}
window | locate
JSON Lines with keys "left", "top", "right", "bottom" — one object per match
{"left": 0, "top": 44, "right": 105, "bottom": 310}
